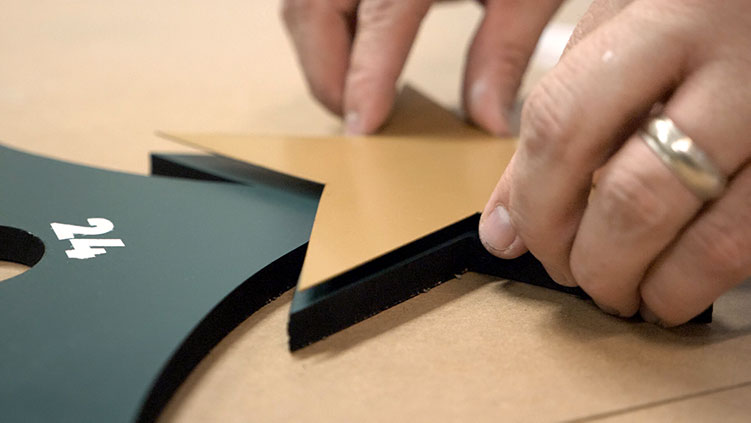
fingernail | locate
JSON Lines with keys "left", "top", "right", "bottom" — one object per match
{"left": 639, "top": 304, "right": 662, "bottom": 325}
{"left": 479, "top": 205, "right": 517, "bottom": 255}
{"left": 344, "top": 111, "right": 363, "bottom": 135}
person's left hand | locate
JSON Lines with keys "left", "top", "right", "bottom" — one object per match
{"left": 282, "top": 0, "right": 563, "bottom": 135}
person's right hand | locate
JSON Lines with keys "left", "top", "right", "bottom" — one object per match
{"left": 479, "top": 0, "right": 751, "bottom": 325}
{"left": 282, "top": 0, "right": 563, "bottom": 135}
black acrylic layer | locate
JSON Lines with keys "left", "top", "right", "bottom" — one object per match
{"left": 289, "top": 213, "right": 712, "bottom": 351}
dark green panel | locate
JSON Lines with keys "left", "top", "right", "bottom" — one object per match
{"left": 0, "top": 145, "right": 319, "bottom": 422}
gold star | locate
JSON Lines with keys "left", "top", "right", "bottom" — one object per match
{"left": 163, "top": 87, "right": 522, "bottom": 348}
{"left": 165, "top": 87, "right": 515, "bottom": 292}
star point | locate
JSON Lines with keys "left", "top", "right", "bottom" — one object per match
{"left": 168, "top": 86, "right": 516, "bottom": 291}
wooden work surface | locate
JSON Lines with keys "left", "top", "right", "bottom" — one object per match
{"left": 2, "top": 1, "right": 750, "bottom": 421}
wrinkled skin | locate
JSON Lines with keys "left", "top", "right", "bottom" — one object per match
{"left": 283, "top": 0, "right": 751, "bottom": 325}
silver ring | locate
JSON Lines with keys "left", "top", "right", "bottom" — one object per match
{"left": 639, "top": 115, "right": 726, "bottom": 201}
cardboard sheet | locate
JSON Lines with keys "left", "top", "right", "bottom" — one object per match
{"left": 160, "top": 274, "right": 751, "bottom": 422}
{"left": 5, "top": 1, "right": 749, "bottom": 420}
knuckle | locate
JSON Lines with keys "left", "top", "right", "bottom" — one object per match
{"left": 358, "top": 0, "right": 399, "bottom": 23}
{"left": 596, "top": 166, "right": 672, "bottom": 235}
{"left": 344, "top": 68, "right": 378, "bottom": 100}
{"left": 358, "top": 0, "right": 428, "bottom": 27}
{"left": 344, "top": 62, "right": 396, "bottom": 103}
{"left": 486, "top": 42, "right": 531, "bottom": 88}
{"left": 519, "top": 75, "right": 574, "bottom": 160}
{"left": 688, "top": 220, "right": 751, "bottom": 281}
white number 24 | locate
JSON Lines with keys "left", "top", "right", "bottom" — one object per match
{"left": 50, "top": 218, "right": 125, "bottom": 260}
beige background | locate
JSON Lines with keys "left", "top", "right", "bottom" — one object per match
{"left": 2, "top": 1, "right": 750, "bottom": 421}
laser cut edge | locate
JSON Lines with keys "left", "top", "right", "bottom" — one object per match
{"left": 151, "top": 153, "right": 710, "bottom": 356}
{"left": 288, "top": 213, "right": 712, "bottom": 351}
{"left": 140, "top": 154, "right": 314, "bottom": 423}
{"left": 136, "top": 243, "right": 307, "bottom": 423}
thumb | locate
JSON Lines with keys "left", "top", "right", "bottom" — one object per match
{"left": 479, "top": 153, "right": 527, "bottom": 258}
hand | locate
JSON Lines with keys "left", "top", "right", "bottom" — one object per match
{"left": 282, "top": 0, "right": 563, "bottom": 135}
{"left": 479, "top": 0, "right": 751, "bottom": 326}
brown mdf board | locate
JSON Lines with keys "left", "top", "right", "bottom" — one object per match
{"left": 593, "top": 383, "right": 751, "bottom": 422}
{"left": 160, "top": 274, "right": 751, "bottom": 422}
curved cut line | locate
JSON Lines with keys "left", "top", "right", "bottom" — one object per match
{"left": 136, "top": 243, "right": 309, "bottom": 423}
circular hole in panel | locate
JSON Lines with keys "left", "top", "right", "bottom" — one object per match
{"left": 0, "top": 226, "right": 45, "bottom": 282}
